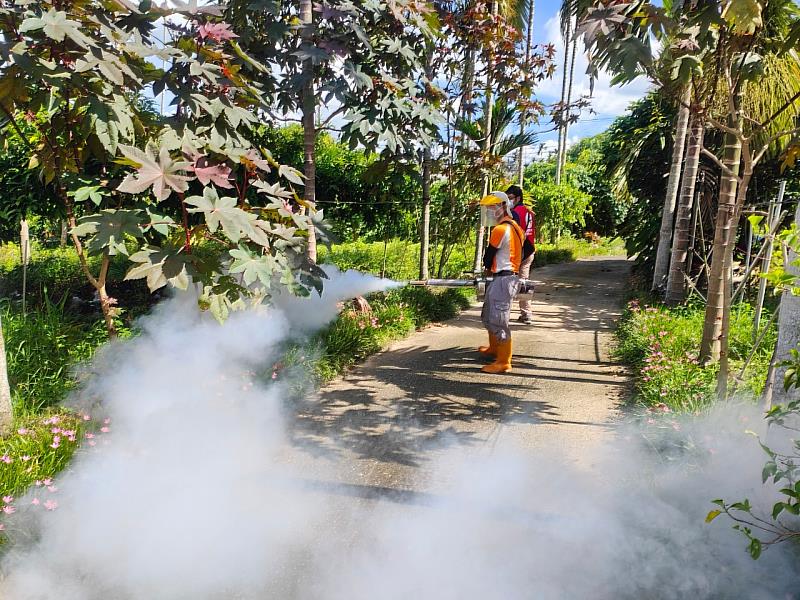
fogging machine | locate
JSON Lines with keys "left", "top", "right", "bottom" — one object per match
{"left": 407, "top": 277, "right": 535, "bottom": 302}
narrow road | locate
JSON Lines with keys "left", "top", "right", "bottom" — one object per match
{"left": 282, "top": 256, "right": 631, "bottom": 494}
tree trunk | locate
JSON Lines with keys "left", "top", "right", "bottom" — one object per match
{"left": 0, "top": 312, "right": 12, "bottom": 436}
{"left": 472, "top": 0, "right": 498, "bottom": 273}
{"left": 461, "top": 47, "right": 476, "bottom": 128}
{"left": 700, "top": 102, "right": 743, "bottom": 364}
{"left": 300, "top": 0, "right": 317, "bottom": 263}
{"left": 516, "top": 0, "right": 535, "bottom": 186}
{"left": 60, "top": 219, "right": 68, "bottom": 247}
{"left": 419, "top": 148, "right": 432, "bottom": 280}
{"left": 665, "top": 114, "right": 704, "bottom": 304}
{"left": 558, "top": 29, "right": 578, "bottom": 178}
{"left": 554, "top": 17, "right": 571, "bottom": 186}
{"left": 768, "top": 191, "right": 800, "bottom": 405}
{"left": 653, "top": 87, "right": 691, "bottom": 292}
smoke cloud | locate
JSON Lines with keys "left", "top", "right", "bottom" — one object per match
{"left": 0, "top": 269, "right": 797, "bottom": 598}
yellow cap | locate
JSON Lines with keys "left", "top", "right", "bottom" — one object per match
{"left": 479, "top": 191, "right": 509, "bottom": 206}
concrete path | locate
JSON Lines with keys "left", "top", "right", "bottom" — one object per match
{"left": 282, "top": 256, "right": 632, "bottom": 495}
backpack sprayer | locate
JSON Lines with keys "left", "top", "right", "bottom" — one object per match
{"left": 407, "top": 276, "right": 535, "bottom": 302}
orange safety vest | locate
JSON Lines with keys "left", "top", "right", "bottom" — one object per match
{"left": 488, "top": 217, "right": 525, "bottom": 273}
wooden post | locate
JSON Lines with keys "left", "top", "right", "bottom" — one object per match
{"left": 20, "top": 219, "right": 30, "bottom": 315}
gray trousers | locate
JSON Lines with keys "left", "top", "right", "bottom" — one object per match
{"left": 518, "top": 253, "right": 534, "bottom": 318}
{"left": 481, "top": 274, "right": 521, "bottom": 342}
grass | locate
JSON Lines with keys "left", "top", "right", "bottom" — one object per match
{"left": 2, "top": 296, "right": 124, "bottom": 413}
{"left": 615, "top": 298, "right": 777, "bottom": 413}
{"left": 318, "top": 235, "right": 626, "bottom": 281}
{"left": 299, "top": 286, "right": 472, "bottom": 382}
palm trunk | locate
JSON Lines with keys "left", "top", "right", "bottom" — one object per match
{"left": 558, "top": 29, "right": 578, "bottom": 177}
{"left": 419, "top": 148, "right": 432, "bottom": 280}
{"left": 770, "top": 199, "right": 800, "bottom": 406}
{"left": 554, "top": 17, "right": 571, "bottom": 186}
{"left": 516, "top": 0, "right": 535, "bottom": 186}
{"left": 700, "top": 103, "right": 743, "bottom": 364}
{"left": 300, "top": 0, "right": 317, "bottom": 263}
{"left": 653, "top": 87, "right": 691, "bottom": 292}
{"left": 0, "top": 312, "right": 12, "bottom": 435}
{"left": 665, "top": 113, "right": 704, "bottom": 304}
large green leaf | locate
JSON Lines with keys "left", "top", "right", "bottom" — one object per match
{"left": 228, "top": 246, "right": 275, "bottom": 287}
{"left": 71, "top": 209, "right": 144, "bottom": 256}
{"left": 117, "top": 143, "right": 191, "bottom": 200}
{"left": 184, "top": 186, "right": 257, "bottom": 242}
{"left": 125, "top": 246, "right": 190, "bottom": 291}
{"left": 20, "top": 9, "right": 93, "bottom": 49}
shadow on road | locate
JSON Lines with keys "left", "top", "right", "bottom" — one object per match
{"left": 284, "top": 256, "right": 629, "bottom": 468}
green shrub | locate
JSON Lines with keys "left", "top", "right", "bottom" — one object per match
{"left": 615, "top": 299, "right": 777, "bottom": 412}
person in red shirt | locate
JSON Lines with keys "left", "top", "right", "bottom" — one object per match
{"left": 506, "top": 185, "right": 536, "bottom": 324}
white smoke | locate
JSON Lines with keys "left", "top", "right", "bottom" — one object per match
{"left": 0, "top": 269, "right": 797, "bottom": 598}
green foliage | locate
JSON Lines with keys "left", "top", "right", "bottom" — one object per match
{"left": 601, "top": 93, "right": 675, "bottom": 278}
{"left": 0, "top": 411, "right": 86, "bottom": 498}
{"left": 0, "top": 122, "right": 59, "bottom": 242}
{"left": 1, "top": 297, "right": 120, "bottom": 413}
{"left": 252, "top": 125, "right": 421, "bottom": 242}
{"left": 566, "top": 135, "right": 624, "bottom": 236}
{"left": 311, "top": 287, "right": 471, "bottom": 381}
{"left": 615, "top": 299, "right": 777, "bottom": 412}
{"left": 528, "top": 181, "right": 592, "bottom": 243}
{"left": 0, "top": 0, "right": 323, "bottom": 327}
{"left": 0, "top": 243, "right": 146, "bottom": 313}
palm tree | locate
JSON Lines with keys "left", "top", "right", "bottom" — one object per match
{"left": 458, "top": 100, "right": 539, "bottom": 162}
{"left": 700, "top": 46, "right": 800, "bottom": 367}
{"left": 516, "top": 0, "right": 536, "bottom": 185}
{"left": 665, "top": 109, "right": 705, "bottom": 304}
{"left": 652, "top": 86, "right": 691, "bottom": 292}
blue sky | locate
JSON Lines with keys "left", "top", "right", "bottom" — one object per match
{"left": 526, "top": 0, "right": 652, "bottom": 158}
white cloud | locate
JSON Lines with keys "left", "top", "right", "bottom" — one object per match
{"left": 533, "top": 16, "right": 653, "bottom": 142}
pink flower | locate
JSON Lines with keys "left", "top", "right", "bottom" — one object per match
{"left": 85, "top": 433, "right": 95, "bottom": 439}
{"left": 271, "top": 372, "right": 277, "bottom": 380}
{"left": 100, "top": 427, "right": 110, "bottom": 434}
{"left": 88, "top": 441, "right": 96, "bottom": 447}
{"left": 44, "top": 501, "right": 58, "bottom": 511}
{"left": 42, "top": 478, "right": 53, "bottom": 486}
{"left": 47, "top": 486, "right": 57, "bottom": 492}
{"left": 2, "top": 506, "right": 15, "bottom": 514}
{"left": 34, "top": 480, "right": 42, "bottom": 487}
{"left": 658, "top": 331, "right": 668, "bottom": 337}
{"left": 17, "top": 428, "right": 28, "bottom": 435}
{"left": 2, "top": 496, "right": 13, "bottom": 504}
{"left": 31, "top": 498, "right": 40, "bottom": 505}
{"left": 20, "top": 455, "right": 30, "bottom": 462}
{"left": 50, "top": 427, "right": 61, "bottom": 434}
{"left": 197, "top": 21, "right": 238, "bottom": 42}
{"left": 0, "top": 455, "right": 12, "bottom": 464}
{"left": 82, "top": 414, "right": 91, "bottom": 421}
{"left": 0, "top": 523, "right": 4, "bottom": 531}
{"left": 50, "top": 442, "right": 60, "bottom": 449}
{"left": 103, "top": 419, "right": 111, "bottom": 425}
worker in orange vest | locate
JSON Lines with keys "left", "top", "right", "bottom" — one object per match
{"left": 477, "top": 191, "right": 533, "bottom": 373}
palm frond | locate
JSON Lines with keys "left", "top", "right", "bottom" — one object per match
{"left": 493, "top": 131, "right": 538, "bottom": 157}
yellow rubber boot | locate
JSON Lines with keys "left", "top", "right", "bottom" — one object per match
{"left": 481, "top": 339, "right": 512, "bottom": 373}
{"left": 478, "top": 333, "right": 498, "bottom": 357}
